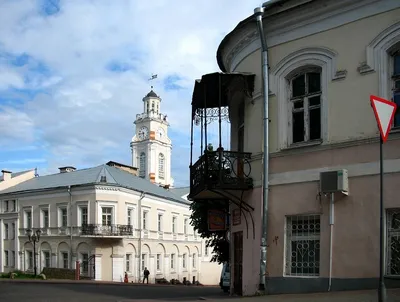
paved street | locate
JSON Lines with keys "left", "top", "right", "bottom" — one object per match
{"left": 0, "top": 281, "right": 227, "bottom": 302}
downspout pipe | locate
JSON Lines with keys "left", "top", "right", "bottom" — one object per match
{"left": 68, "top": 185, "right": 73, "bottom": 269}
{"left": 254, "top": 6, "right": 270, "bottom": 292}
{"left": 137, "top": 191, "right": 145, "bottom": 282}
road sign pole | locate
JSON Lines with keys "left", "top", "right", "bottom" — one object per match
{"left": 378, "top": 134, "right": 387, "bottom": 302}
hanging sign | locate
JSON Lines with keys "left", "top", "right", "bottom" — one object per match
{"left": 208, "top": 209, "right": 227, "bottom": 231}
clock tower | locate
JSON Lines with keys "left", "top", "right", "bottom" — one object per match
{"left": 130, "top": 88, "right": 173, "bottom": 187}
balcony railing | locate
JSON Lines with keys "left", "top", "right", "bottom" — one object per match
{"left": 81, "top": 224, "right": 133, "bottom": 237}
{"left": 189, "top": 150, "right": 253, "bottom": 199}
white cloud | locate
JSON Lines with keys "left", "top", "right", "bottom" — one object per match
{"left": 0, "top": 0, "right": 261, "bottom": 186}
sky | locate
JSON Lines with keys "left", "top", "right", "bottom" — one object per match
{"left": 0, "top": 0, "right": 262, "bottom": 187}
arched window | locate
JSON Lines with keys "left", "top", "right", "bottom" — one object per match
{"left": 158, "top": 153, "right": 165, "bottom": 179}
{"left": 139, "top": 152, "right": 146, "bottom": 178}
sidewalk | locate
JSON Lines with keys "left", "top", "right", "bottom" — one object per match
{"left": 202, "top": 289, "right": 400, "bottom": 302}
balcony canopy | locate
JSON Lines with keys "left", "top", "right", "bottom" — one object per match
{"left": 191, "top": 72, "right": 255, "bottom": 113}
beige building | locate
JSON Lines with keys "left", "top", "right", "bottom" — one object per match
{"left": 0, "top": 169, "right": 35, "bottom": 192}
{"left": 188, "top": 0, "right": 400, "bottom": 296}
{"left": 0, "top": 163, "right": 221, "bottom": 284}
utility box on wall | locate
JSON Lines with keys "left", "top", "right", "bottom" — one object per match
{"left": 319, "top": 169, "right": 349, "bottom": 194}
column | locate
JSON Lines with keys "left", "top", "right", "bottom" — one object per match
{"left": 0, "top": 220, "right": 3, "bottom": 272}
{"left": 135, "top": 254, "right": 140, "bottom": 283}
{"left": 149, "top": 254, "right": 155, "bottom": 283}
{"left": 164, "top": 254, "right": 169, "bottom": 280}
{"left": 94, "top": 254, "right": 102, "bottom": 281}
{"left": 52, "top": 252, "right": 57, "bottom": 268}
{"left": 71, "top": 253, "right": 77, "bottom": 270}
{"left": 177, "top": 254, "right": 182, "bottom": 281}
{"left": 112, "top": 254, "right": 124, "bottom": 282}
{"left": 14, "top": 220, "right": 20, "bottom": 269}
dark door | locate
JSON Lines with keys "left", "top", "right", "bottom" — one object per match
{"left": 233, "top": 231, "right": 243, "bottom": 295}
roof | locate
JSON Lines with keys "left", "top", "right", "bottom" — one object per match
{"left": 106, "top": 161, "right": 137, "bottom": 170}
{"left": 145, "top": 90, "right": 159, "bottom": 98}
{"left": 0, "top": 170, "right": 34, "bottom": 182}
{"left": 170, "top": 187, "right": 190, "bottom": 198}
{"left": 0, "top": 165, "right": 189, "bottom": 204}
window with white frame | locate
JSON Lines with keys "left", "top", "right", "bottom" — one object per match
{"left": 102, "top": 207, "right": 112, "bottom": 226}
{"left": 139, "top": 152, "right": 146, "bottom": 178}
{"left": 182, "top": 253, "right": 187, "bottom": 269}
{"left": 42, "top": 208, "right": 49, "bottom": 228}
{"left": 12, "top": 251, "right": 15, "bottom": 267}
{"left": 172, "top": 216, "right": 177, "bottom": 233}
{"left": 81, "top": 253, "right": 88, "bottom": 274}
{"left": 43, "top": 251, "right": 51, "bottom": 268}
{"left": 11, "top": 200, "right": 16, "bottom": 212}
{"left": 141, "top": 254, "right": 146, "bottom": 270}
{"left": 4, "top": 223, "right": 8, "bottom": 239}
{"left": 11, "top": 223, "right": 15, "bottom": 239}
{"left": 158, "top": 153, "right": 165, "bottom": 179}
{"left": 127, "top": 208, "right": 133, "bottom": 226}
{"left": 4, "top": 250, "right": 9, "bottom": 266}
{"left": 285, "top": 214, "right": 320, "bottom": 277}
{"left": 170, "top": 253, "right": 175, "bottom": 269}
{"left": 59, "top": 207, "right": 68, "bottom": 227}
{"left": 391, "top": 49, "right": 400, "bottom": 128}
{"left": 126, "top": 254, "right": 131, "bottom": 272}
{"left": 386, "top": 208, "right": 400, "bottom": 275}
{"left": 289, "top": 68, "right": 322, "bottom": 144}
{"left": 192, "top": 253, "right": 196, "bottom": 268}
{"left": 156, "top": 254, "right": 161, "bottom": 271}
{"left": 27, "top": 251, "right": 33, "bottom": 269}
{"left": 80, "top": 206, "right": 88, "bottom": 226}
{"left": 142, "top": 211, "right": 148, "bottom": 230}
{"left": 184, "top": 218, "right": 188, "bottom": 234}
{"left": 4, "top": 200, "right": 8, "bottom": 212}
{"left": 61, "top": 252, "right": 69, "bottom": 269}
{"left": 158, "top": 214, "right": 163, "bottom": 231}
{"left": 24, "top": 210, "right": 32, "bottom": 229}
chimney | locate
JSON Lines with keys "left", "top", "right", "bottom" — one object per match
{"left": 59, "top": 166, "right": 76, "bottom": 173}
{"left": 1, "top": 170, "right": 12, "bottom": 181}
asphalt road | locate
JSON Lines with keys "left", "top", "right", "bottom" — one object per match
{"left": 0, "top": 282, "right": 228, "bottom": 302}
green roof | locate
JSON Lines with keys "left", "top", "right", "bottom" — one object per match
{"left": 0, "top": 165, "right": 188, "bottom": 204}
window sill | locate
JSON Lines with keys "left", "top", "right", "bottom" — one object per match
{"left": 286, "top": 140, "right": 323, "bottom": 150}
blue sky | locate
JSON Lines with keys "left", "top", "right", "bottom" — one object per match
{"left": 0, "top": 0, "right": 261, "bottom": 187}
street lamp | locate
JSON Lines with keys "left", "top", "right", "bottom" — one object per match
{"left": 26, "top": 229, "right": 41, "bottom": 276}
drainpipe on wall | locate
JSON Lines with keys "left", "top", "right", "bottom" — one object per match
{"left": 328, "top": 193, "right": 335, "bottom": 291}
{"left": 254, "top": 6, "right": 270, "bottom": 292}
{"left": 137, "top": 191, "right": 145, "bottom": 282}
{"left": 68, "top": 185, "right": 73, "bottom": 269}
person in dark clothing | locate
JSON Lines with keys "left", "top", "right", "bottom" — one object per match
{"left": 143, "top": 267, "right": 150, "bottom": 284}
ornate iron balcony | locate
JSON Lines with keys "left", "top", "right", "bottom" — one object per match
{"left": 189, "top": 150, "right": 253, "bottom": 199}
{"left": 81, "top": 224, "right": 133, "bottom": 237}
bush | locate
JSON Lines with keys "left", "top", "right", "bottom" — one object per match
{"left": 41, "top": 268, "right": 75, "bottom": 280}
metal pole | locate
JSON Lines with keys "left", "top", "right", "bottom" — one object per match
{"left": 378, "top": 135, "right": 387, "bottom": 302}
{"left": 254, "top": 6, "right": 269, "bottom": 292}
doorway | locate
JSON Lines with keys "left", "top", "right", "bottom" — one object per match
{"left": 233, "top": 231, "right": 243, "bottom": 295}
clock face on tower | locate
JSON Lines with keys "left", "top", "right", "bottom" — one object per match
{"left": 157, "top": 127, "right": 165, "bottom": 140}
{"left": 138, "top": 126, "right": 149, "bottom": 140}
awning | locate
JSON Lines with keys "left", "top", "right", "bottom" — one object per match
{"left": 191, "top": 72, "right": 255, "bottom": 113}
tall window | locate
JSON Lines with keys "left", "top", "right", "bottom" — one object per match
{"left": 158, "top": 214, "right": 163, "bottom": 231}
{"left": 102, "top": 207, "right": 112, "bottom": 226}
{"left": 192, "top": 253, "right": 196, "bottom": 268}
{"left": 139, "top": 152, "right": 146, "bottom": 178}
{"left": 184, "top": 218, "right": 188, "bottom": 234}
{"left": 156, "top": 254, "right": 161, "bottom": 270}
{"left": 60, "top": 208, "right": 68, "bottom": 227}
{"left": 172, "top": 216, "right": 177, "bottom": 233}
{"left": 43, "top": 251, "right": 51, "bottom": 268}
{"left": 11, "top": 200, "right": 16, "bottom": 212}
{"left": 205, "top": 245, "right": 208, "bottom": 256}
{"left": 141, "top": 254, "right": 146, "bottom": 270}
{"left": 127, "top": 208, "right": 132, "bottom": 226}
{"left": 62, "top": 252, "right": 69, "bottom": 269}
{"left": 4, "top": 251, "right": 8, "bottom": 266}
{"left": 11, "top": 223, "right": 15, "bottom": 239}
{"left": 290, "top": 69, "right": 322, "bottom": 144}
{"left": 42, "top": 209, "right": 49, "bottom": 228}
{"left": 81, "top": 207, "right": 88, "bottom": 226}
{"left": 142, "top": 211, "right": 148, "bottom": 230}
{"left": 4, "top": 200, "right": 8, "bottom": 212}
{"left": 25, "top": 210, "right": 32, "bottom": 229}
{"left": 126, "top": 254, "right": 131, "bottom": 272}
{"left": 81, "top": 253, "right": 88, "bottom": 274}
{"left": 170, "top": 253, "right": 175, "bottom": 269}
{"left": 158, "top": 153, "right": 165, "bottom": 179}
{"left": 392, "top": 50, "right": 400, "bottom": 128}
{"left": 4, "top": 223, "right": 8, "bottom": 239}
{"left": 238, "top": 101, "right": 245, "bottom": 152}
{"left": 27, "top": 251, "right": 33, "bottom": 269}
{"left": 285, "top": 215, "right": 320, "bottom": 276}
{"left": 182, "top": 253, "right": 187, "bottom": 269}
{"left": 12, "top": 251, "right": 15, "bottom": 267}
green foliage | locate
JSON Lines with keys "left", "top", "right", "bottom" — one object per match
{"left": 190, "top": 199, "right": 229, "bottom": 264}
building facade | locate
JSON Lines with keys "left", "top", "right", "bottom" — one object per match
{"left": 189, "top": 0, "right": 400, "bottom": 296}
{"left": 0, "top": 164, "right": 221, "bottom": 284}
{"left": 0, "top": 169, "right": 35, "bottom": 192}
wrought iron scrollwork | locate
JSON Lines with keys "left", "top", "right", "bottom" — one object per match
{"left": 194, "top": 107, "right": 230, "bottom": 124}
{"left": 81, "top": 224, "right": 133, "bottom": 237}
{"left": 387, "top": 210, "right": 400, "bottom": 275}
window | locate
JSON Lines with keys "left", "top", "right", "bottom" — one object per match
{"left": 238, "top": 101, "right": 245, "bottom": 152}
{"left": 156, "top": 254, "right": 161, "bottom": 271}
{"left": 81, "top": 253, "right": 88, "bottom": 274}
{"left": 102, "top": 207, "right": 112, "bottom": 226}
{"left": 61, "top": 252, "right": 69, "bottom": 269}
{"left": 60, "top": 208, "right": 68, "bottom": 227}
{"left": 4, "top": 223, "right": 8, "bottom": 239}
{"left": 12, "top": 251, "right": 15, "bottom": 267}
{"left": 289, "top": 70, "right": 322, "bottom": 144}
{"left": 182, "top": 253, "right": 187, "bottom": 269}
{"left": 27, "top": 251, "right": 33, "bottom": 269}
{"left": 158, "top": 153, "right": 165, "bottom": 179}
{"left": 386, "top": 209, "right": 400, "bottom": 275}
{"left": 392, "top": 50, "right": 400, "bottom": 128}
{"left": 172, "top": 216, "right": 177, "bottom": 233}
{"left": 43, "top": 251, "right": 51, "bottom": 268}
{"left": 285, "top": 215, "right": 320, "bottom": 276}
{"left": 42, "top": 209, "right": 49, "bottom": 228}
{"left": 205, "top": 245, "right": 208, "bottom": 256}
{"left": 25, "top": 210, "right": 32, "bottom": 229}
{"left": 126, "top": 254, "right": 131, "bottom": 272}
{"left": 141, "top": 254, "right": 146, "bottom": 270}
{"left": 4, "top": 200, "right": 8, "bottom": 212}
{"left": 142, "top": 211, "right": 148, "bottom": 230}
{"left": 127, "top": 208, "right": 133, "bottom": 226}
{"left": 11, "top": 223, "right": 15, "bottom": 239}
{"left": 12, "top": 200, "right": 16, "bottom": 212}
{"left": 139, "top": 152, "right": 146, "bottom": 178}
{"left": 81, "top": 207, "right": 88, "bottom": 226}
{"left": 170, "top": 253, "right": 175, "bottom": 269}
{"left": 158, "top": 214, "right": 163, "bottom": 231}
{"left": 192, "top": 253, "right": 196, "bottom": 268}
{"left": 4, "top": 251, "right": 8, "bottom": 266}
{"left": 184, "top": 218, "right": 188, "bottom": 234}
